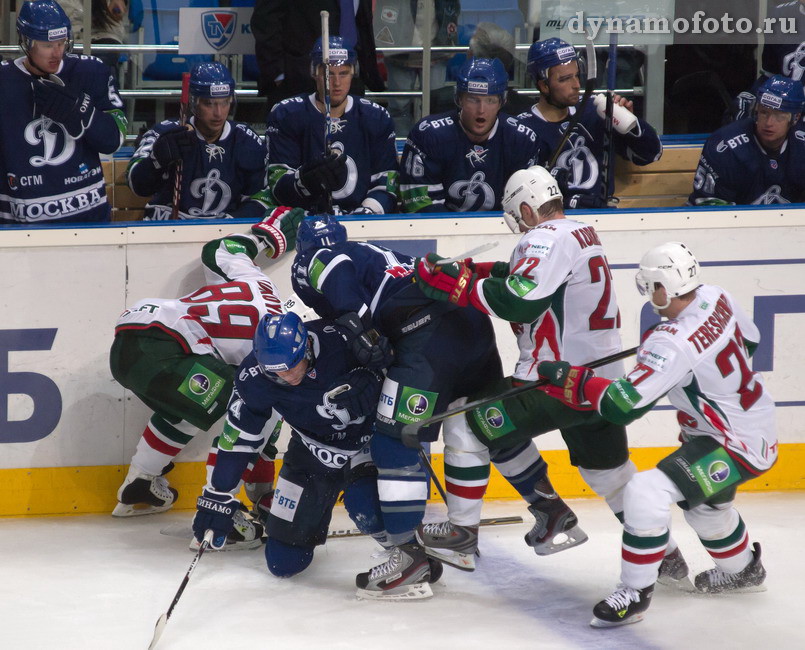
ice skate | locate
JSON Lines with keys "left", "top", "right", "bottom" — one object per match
{"left": 112, "top": 463, "right": 177, "bottom": 517}
{"left": 189, "top": 508, "right": 264, "bottom": 552}
{"left": 591, "top": 584, "right": 654, "bottom": 628}
{"left": 355, "top": 543, "right": 435, "bottom": 600}
{"left": 416, "top": 520, "right": 478, "bottom": 571}
{"left": 694, "top": 542, "right": 766, "bottom": 594}
{"left": 524, "top": 495, "right": 588, "bottom": 555}
{"left": 657, "top": 546, "right": 694, "bottom": 591}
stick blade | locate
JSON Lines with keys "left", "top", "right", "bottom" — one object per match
{"left": 148, "top": 613, "right": 168, "bottom": 650}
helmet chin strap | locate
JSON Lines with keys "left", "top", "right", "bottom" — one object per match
{"left": 649, "top": 294, "right": 672, "bottom": 315}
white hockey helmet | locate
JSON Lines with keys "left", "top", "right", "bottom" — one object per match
{"left": 635, "top": 242, "right": 701, "bottom": 311}
{"left": 501, "top": 165, "right": 562, "bottom": 233}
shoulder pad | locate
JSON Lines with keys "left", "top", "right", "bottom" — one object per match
{"left": 416, "top": 114, "right": 455, "bottom": 132}
{"left": 234, "top": 122, "right": 264, "bottom": 143}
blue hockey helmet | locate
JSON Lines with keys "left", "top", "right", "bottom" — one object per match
{"left": 253, "top": 312, "right": 310, "bottom": 375}
{"left": 189, "top": 62, "right": 236, "bottom": 116}
{"left": 310, "top": 36, "right": 358, "bottom": 75}
{"left": 756, "top": 74, "right": 805, "bottom": 116}
{"left": 17, "top": 0, "right": 72, "bottom": 55}
{"left": 455, "top": 57, "right": 509, "bottom": 97}
{"left": 527, "top": 38, "right": 578, "bottom": 81}
{"left": 296, "top": 214, "right": 348, "bottom": 254}
{"left": 190, "top": 62, "right": 235, "bottom": 98}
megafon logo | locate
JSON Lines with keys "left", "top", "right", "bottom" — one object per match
{"left": 202, "top": 11, "right": 238, "bottom": 50}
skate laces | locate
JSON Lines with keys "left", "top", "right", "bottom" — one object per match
{"left": 152, "top": 476, "right": 173, "bottom": 501}
{"left": 368, "top": 547, "right": 402, "bottom": 579}
{"left": 422, "top": 521, "right": 454, "bottom": 537}
{"left": 701, "top": 567, "right": 734, "bottom": 587}
{"left": 604, "top": 585, "right": 641, "bottom": 610}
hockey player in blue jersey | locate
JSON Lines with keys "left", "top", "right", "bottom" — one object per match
{"left": 0, "top": 0, "right": 126, "bottom": 225}
{"left": 192, "top": 311, "right": 402, "bottom": 578}
{"left": 517, "top": 38, "right": 662, "bottom": 210}
{"left": 731, "top": 1, "right": 805, "bottom": 121}
{"left": 689, "top": 75, "right": 805, "bottom": 206}
{"left": 127, "top": 62, "right": 271, "bottom": 221}
{"left": 264, "top": 37, "right": 399, "bottom": 215}
{"left": 400, "top": 57, "right": 545, "bottom": 213}
{"left": 290, "top": 214, "right": 502, "bottom": 598}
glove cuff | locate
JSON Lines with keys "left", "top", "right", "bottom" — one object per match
{"left": 582, "top": 376, "right": 613, "bottom": 410}
{"left": 253, "top": 222, "right": 286, "bottom": 259}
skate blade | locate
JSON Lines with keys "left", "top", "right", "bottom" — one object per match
{"left": 356, "top": 581, "right": 433, "bottom": 601}
{"left": 696, "top": 582, "right": 767, "bottom": 595}
{"left": 188, "top": 537, "right": 263, "bottom": 552}
{"left": 657, "top": 573, "right": 696, "bottom": 592}
{"left": 111, "top": 502, "right": 173, "bottom": 517}
{"left": 421, "top": 546, "right": 476, "bottom": 572}
{"left": 531, "top": 525, "right": 589, "bottom": 556}
{"left": 590, "top": 612, "right": 645, "bottom": 628}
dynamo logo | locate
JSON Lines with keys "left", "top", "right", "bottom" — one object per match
{"left": 202, "top": 11, "right": 238, "bottom": 51}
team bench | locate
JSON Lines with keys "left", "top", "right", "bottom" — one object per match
{"left": 101, "top": 144, "right": 703, "bottom": 221}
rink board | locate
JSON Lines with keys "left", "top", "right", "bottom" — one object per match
{"left": 1, "top": 207, "right": 804, "bottom": 515}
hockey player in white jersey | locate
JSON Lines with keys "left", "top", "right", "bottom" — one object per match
{"left": 109, "top": 206, "right": 303, "bottom": 547}
{"left": 538, "top": 242, "right": 776, "bottom": 626}
{"left": 414, "top": 167, "right": 662, "bottom": 571}
{"left": 0, "top": 0, "right": 126, "bottom": 225}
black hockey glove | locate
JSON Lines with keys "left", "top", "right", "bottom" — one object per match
{"left": 334, "top": 312, "right": 394, "bottom": 370}
{"left": 295, "top": 151, "right": 348, "bottom": 198}
{"left": 326, "top": 368, "right": 384, "bottom": 419}
{"left": 150, "top": 125, "right": 196, "bottom": 169}
{"left": 193, "top": 488, "right": 239, "bottom": 550}
{"left": 33, "top": 77, "right": 95, "bottom": 138}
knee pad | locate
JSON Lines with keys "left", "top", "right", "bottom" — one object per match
{"left": 265, "top": 537, "right": 314, "bottom": 578}
{"left": 343, "top": 475, "right": 383, "bottom": 536}
{"left": 622, "top": 469, "right": 681, "bottom": 534}
{"left": 579, "top": 460, "right": 636, "bottom": 515}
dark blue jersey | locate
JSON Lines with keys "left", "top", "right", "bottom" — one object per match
{"left": 0, "top": 55, "right": 126, "bottom": 224}
{"left": 517, "top": 99, "right": 662, "bottom": 209}
{"left": 127, "top": 118, "right": 269, "bottom": 221}
{"left": 223, "top": 320, "right": 376, "bottom": 457}
{"left": 688, "top": 117, "right": 805, "bottom": 205}
{"left": 291, "top": 241, "right": 416, "bottom": 331}
{"left": 762, "top": 1, "right": 805, "bottom": 82}
{"left": 399, "top": 110, "right": 545, "bottom": 212}
{"left": 266, "top": 94, "right": 399, "bottom": 214}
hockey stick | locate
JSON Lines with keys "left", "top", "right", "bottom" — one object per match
{"left": 148, "top": 529, "right": 213, "bottom": 650}
{"left": 401, "top": 346, "right": 639, "bottom": 440}
{"left": 599, "top": 31, "right": 618, "bottom": 207}
{"left": 170, "top": 72, "right": 191, "bottom": 221}
{"left": 328, "top": 516, "right": 524, "bottom": 538}
{"left": 319, "top": 10, "right": 334, "bottom": 213}
{"left": 160, "top": 515, "right": 524, "bottom": 541}
{"left": 546, "top": 29, "right": 597, "bottom": 171}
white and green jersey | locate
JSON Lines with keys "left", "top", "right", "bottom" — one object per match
{"left": 609, "top": 284, "right": 777, "bottom": 472}
{"left": 115, "top": 234, "right": 283, "bottom": 364}
{"left": 476, "top": 218, "right": 622, "bottom": 381}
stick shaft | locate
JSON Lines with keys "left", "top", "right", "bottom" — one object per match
{"left": 320, "top": 11, "right": 331, "bottom": 154}
{"left": 600, "top": 32, "right": 618, "bottom": 206}
{"left": 402, "top": 346, "right": 638, "bottom": 436}
{"left": 170, "top": 72, "right": 190, "bottom": 221}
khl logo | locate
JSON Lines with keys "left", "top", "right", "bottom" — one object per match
{"left": 202, "top": 11, "right": 237, "bottom": 50}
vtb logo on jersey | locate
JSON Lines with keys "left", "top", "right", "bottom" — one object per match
{"left": 25, "top": 117, "right": 75, "bottom": 167}
{"left": 202, "top": 11, "right": 238, "bottom": 50}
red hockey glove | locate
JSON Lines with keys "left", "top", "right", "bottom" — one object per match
{"left": 537, "top": 361, "right": 595, "bottom": 407}
{"left": 251, "top": 206, "right": 306, "bottom": 258}
{"left": 414, "top": 253, "right": 487, "bottom": 311}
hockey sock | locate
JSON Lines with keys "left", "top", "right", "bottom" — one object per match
{"left": 490, "top": 441, "right": 548, "bottom": 503}
{"left": 698, "top": 515, "right": 753, "bottom": 574}
{"left": 621, "top": 528, "right": 669, "bottom": 589}
{"left": 131, "top": 414, "right": 196, "bottom": 476}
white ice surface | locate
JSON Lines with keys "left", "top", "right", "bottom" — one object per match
{"left": 2, "top": 493, "right": 803, "bottom": 650}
